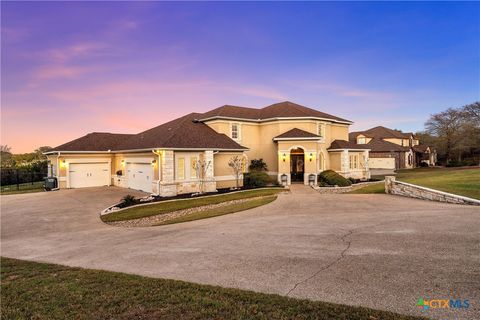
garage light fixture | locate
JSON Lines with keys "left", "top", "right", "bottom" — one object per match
{"left": 121, "top": 160, "right": 125, "bottom": 166}
{"left": 309, "top": 153, "right": 313, "bottom": 162}
{"left": 282, "top": 153, "right": 286, "bottom": 162}
{"left": 151, "top": 159, "right": 157, "bottom": 166}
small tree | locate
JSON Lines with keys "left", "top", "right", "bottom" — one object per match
{"left": 228, "top": 155, "right": 244, "bottom": 189}
{"left": 193, "top": 159, "right": 212, "bottom": 194}
{"left": 249, "top": 158, "right": 268, "bottom": 172}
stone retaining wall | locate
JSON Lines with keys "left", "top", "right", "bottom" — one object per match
{"left": 313, "top": 180, "right": 383, "bottom": 194}
{"left": 385, "top": 176, "right": 480, "bottom": 206}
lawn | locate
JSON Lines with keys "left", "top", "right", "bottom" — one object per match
{"left": 0, "top": 181, "right": 44, "bottom": 195}
{"left": 1, "top": 257, "right": 423, "bottom": 320}
{"left": 350, "top": 167, "right": 480, "bottom": 199}
{"left": 154, "top": 195, "right": 277, "bottom": 226}
{"left": 102, "top": 188, "right": 285, "bottom": 223}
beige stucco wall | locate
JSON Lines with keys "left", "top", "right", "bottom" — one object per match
{"left": 329, "top": 152, "right": 342, "bottom": 171}
{"left": 205, "top": 119, "right": 349, "bottom": 176}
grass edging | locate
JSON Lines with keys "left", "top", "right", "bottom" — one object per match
{"left": 1, "top": 257, "right": 425, "bottom": 320}
{"left": 101, "top": 187, "right": 286, "bottom": 223}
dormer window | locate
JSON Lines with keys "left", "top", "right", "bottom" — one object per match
{"left": 317, "top": 123, "right": 325, "bottom": 138}
{"left": 358, "top": 137, "right": 366, "bottom": 144}
{"left": 231, "top": 123, "right": 240, "bottom": 140}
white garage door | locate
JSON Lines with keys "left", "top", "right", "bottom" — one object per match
{"left": 369, "top": 158, "right": 396, "bottom": 169}
{"left": 69, "top": 163, "right": 110, "bottom": 188}
{"left": 127, "top": 163, "right": 153, "bottom": 193}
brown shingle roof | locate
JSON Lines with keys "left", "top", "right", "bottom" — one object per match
{"left": 366, "top": 138, "right": 410, "bottom": 152}
{"left": 200, "top": 101, "right": 352, "bottom": 123}
{"left": 328, "top": 140, "right": 370, "bottom": 150}
{"left": 349, "top": 126, "right": 412, "bottom": 141}
{"left": 273, "top": 128, "right": 320, "bottom": 140}
{"left": 50, "top": 133, "right": 135, "bottom": 152}
{"left": 115, "top": 113, "right": 247, "bottom": 151}
{"left": 412, "top": 145, "right": 431, "bottom": 153}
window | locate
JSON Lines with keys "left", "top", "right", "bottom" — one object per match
{"left": 317, "top": 123, "right": 325, "bottom": 138}
{"left": 349, "top": 155, "right": 358, "bottom": 170}
{"left": 176, "top": 158, "right": 185, "bottom": 180}
{"left": 357, "top": 137, "right": 366, "bottom": 144}
{"left": 231, "top": 123, "right": 239, "bottom": 139}
{"left": 190, "top": 157, "right": 198, "bottom": 179}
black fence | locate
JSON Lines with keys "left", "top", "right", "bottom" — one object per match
{"left": 1, "top": 168, "right": 48, "bottom": 192}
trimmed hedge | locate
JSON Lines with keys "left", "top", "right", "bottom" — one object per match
{"left": 318, "top": 170, "right": 352, "bottom": 187}
{"left": 244, "top": 171, "right": 270, "bottom": 188}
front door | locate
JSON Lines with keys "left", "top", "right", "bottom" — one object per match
{"left": 290, "top": 148, "right": 305, "bottom": 182}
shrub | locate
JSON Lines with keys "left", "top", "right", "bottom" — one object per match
{"left": 119, "top": 194, "right": 139, "bottom": 208}
{"left": 419, "top": 161, "right": 429, "bottom": 167}
{"left": 318, "top": 170, "right": 352, "bottom": 187}
{"left": 249, "top": 159, "right": 268, "bottom": 172}
{"left": 243, "top": 171, "right": 270, "bottom": 188}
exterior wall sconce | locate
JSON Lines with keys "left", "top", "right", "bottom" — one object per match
{"left": 309, "top": 153, "right": 313, "bottom": 162}
{"left": 121, "top": 160, "right": 125, "bottom": 166}
{"left": 61, "top": 160, "right": 66, "bottom": 167}
{"left": 151, "top": 159, "right": 157, "bottom": 166}
{"left": 282, "top": 153, "right": 286, "bottom": 162}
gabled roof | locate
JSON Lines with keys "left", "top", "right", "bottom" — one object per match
{"left": 49, "top": 132, "right": 135, "bottom": 152}
{"left": 366, "top": 138, "right": 410, "bottom": 152}
{"left": 412, "top": 145, "right": 431, "bottom": 153}
{"left": 273, "top": 128, "right": 320, "bottom": 141}
{"left": 115, "top": 113, "right": 247, "bottom": 151}
{"left": 349, "top": 126, "right": 413, "bottom": 141}
{"left": 328, "top": 140, "right": 371, "bottom": 150}
{"left": 199, "top": 101, "right": 352, "bottom": 124}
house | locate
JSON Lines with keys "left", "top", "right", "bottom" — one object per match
{"left": 45, "top": 101, "right": 371, "bottom": 196}
{"left": 349, "top": 126, "right": 436, "bottom": 170}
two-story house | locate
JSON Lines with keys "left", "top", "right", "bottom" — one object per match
{"left": 349, "top": 126, "right": 436, "bottom": 170}
{"left": 45, "top": 101, "right": 370, "bottom": 196}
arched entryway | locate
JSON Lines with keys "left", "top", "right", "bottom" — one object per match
{"left": 290, "top": 147, "right": 305, "bottom": 183}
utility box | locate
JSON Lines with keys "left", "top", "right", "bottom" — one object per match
{"left": 308, "top": 174, "right": 316, "bottom": 186}
{"left": 44, "top": 177, "right": 58, "bottom": 191}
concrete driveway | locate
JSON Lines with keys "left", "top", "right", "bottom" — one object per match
{"left": 1, "top": 186, "right": 479, "bottom": 319}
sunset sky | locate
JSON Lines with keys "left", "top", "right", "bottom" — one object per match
{"left": 2, "top": 1, "right": 479, "bottom": 153}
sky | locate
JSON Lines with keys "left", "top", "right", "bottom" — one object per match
{"left": 1, "top": 1, "right": 479, "bottom": 153}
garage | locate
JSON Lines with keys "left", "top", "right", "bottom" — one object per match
{"left": 369, "top": 158, "right": 395, "bottom": 169}
{"left": 69, "top": 162, "right": 110, "bottom": 188}
{"left": 126, "top": 162, "right": 154, "bottom": 193}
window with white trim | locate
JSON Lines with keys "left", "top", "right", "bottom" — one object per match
{"left": 349, "top": 155, "right": 359, "bottom": 170}
{"left": 317, "top": 123, "right": 325, "bottom": 138}
{"left": 231, "top": 123, "right": 240, "bottom": 140}
{"left": 176, "top": 158, "right": 185, "bottom": 180}
{"left": 357, "top": 137, "right": 366, "bottom": 144}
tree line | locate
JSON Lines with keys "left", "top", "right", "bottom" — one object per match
{"left": 416, "top": 102, "right": 480, "bottom": 166}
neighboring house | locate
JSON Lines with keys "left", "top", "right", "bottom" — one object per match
{"left": 45, "top": 101, "right": 370, "bottom": 196}
{"left": 349, "top": 126, "right": 436, "bottom": 170}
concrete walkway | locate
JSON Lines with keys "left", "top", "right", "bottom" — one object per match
{"left": 1, "top": 186, "right": 479, "bottom": 319}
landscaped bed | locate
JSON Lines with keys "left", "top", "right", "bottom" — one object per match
{"left": 350, "top": 167, "right": 480, "bottom": 199}
{"left": 101, "top": 188, "right": 285, "bottom": 226}
{"left": 1, "top": 257, "right": 424, "bottom": 320}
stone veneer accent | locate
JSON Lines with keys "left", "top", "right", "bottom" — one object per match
{"left": 159, "top": 150, "right": 176, "bottom": 197}
{"left": 385, "top": 176, "right": 480, "bottom": 206}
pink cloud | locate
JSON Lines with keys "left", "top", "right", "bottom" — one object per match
{"left": 33, "top": 65, "right": 93, "bottom": 80}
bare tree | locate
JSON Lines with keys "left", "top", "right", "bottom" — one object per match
{"left": 228, "top": 155, "right": 244, "bottom": 189}
{"left": 0, "top": 145, "right": 12, "bottom": 153}
{"left": 193, "top": 159, "right": 212, "bottom": 194}
{"left": 425, "top": 108, "right": 464, "bottom": 162}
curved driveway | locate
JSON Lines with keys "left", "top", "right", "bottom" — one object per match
{"left": 1, "top": 186, "right": 479, "bottom": 319}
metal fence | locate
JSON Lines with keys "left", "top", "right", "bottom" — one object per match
{"left": 1, "top": 168, "right": 47, "bottom": 192}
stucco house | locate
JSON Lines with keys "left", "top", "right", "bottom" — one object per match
{"left": 45, "top": 101, "right": 371, "bottom": 196}
{"left": 349, "top": 126, "right": 436, "bottom": 170}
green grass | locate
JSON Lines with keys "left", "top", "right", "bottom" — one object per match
{"left": 1, "top": 257, "right": 423, "bottom": 320}
{"left": 349, "top": 182, "right": 385, "bottom": 194}
{"left": 102, "top": 188, "right": 285, "bottom": 223}
{"left": 0, "top": 181, "right": 44, "bottom": 195}
{"left": 154, "top": 195, "right": 277, "bottom": 226}
{"left": 349, "top": 167, "right": 480, "bottom": 199}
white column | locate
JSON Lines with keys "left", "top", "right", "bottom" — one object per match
{"left": 203, "top": 150, "right": 216, "bottom": 192}
{"left": 160, "top": 150, "right": 176, "bottom": 197}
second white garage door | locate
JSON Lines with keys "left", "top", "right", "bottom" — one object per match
{"left": 69, "top": 162, "right": 110, "bottom": 188}
{"left": 127, "top": 163, "right": 153, "bottom": 193}
{"left": 369, "top": 158, "right": 396, "bottom": 169}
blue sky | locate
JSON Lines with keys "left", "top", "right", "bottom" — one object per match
{"left": 2, "top": 1, "right": 479, "bottom": 152}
